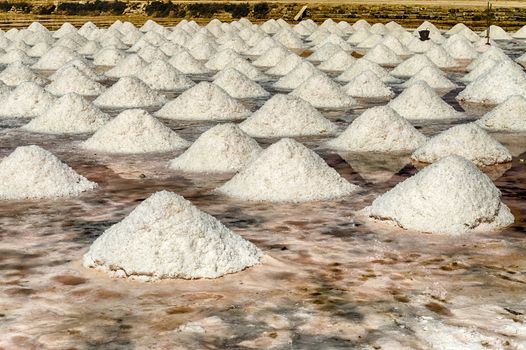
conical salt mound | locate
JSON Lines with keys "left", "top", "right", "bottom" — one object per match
{"left": 462, "top": 58, "right": 499, "bottom": 83}
{"left": 213, "top": 68, "right": 269, "bottom": 99}
{"left": 363, "top": 44, "right": 401, "bottom": 66}
{"left": 327, "top": 106, "right": 427, "bottom": 153}
{"left": 83, "top": 190, "right": 262, "bottom": 280}
{"left": 45, "top": 66, "right": 105, "bottom": 96}
{"left": 82, "top": 109, "right": 189, "bottom": 154}
{"left": 136, "top": 59, "right": 195, "bottom": 91}
{"left": 390, "top": 54, "right": 437, "bottom": 77}
{"left": 169, "top": 50, "right": 211, "bottom": 74}
{"left": 365, "top": 155, "right": 514, "bottom": 234}
{"left": 0, "top": 145, "right": 97, "bottom": 200}
{"left": 265, "top": 53, "right": 302, "bottom": 76}
{"left": 105, "top": 54, "right": 147, "bottom": 78}
{"left": 31, "top": 46, "right": 79, "bottom": 70}
{"left": 0, "top": 62, "right": 47, "bottom": 86}
{"left": 412, "top": 123, "right": 512, "bottom": 166}
{"left": 93, "top": 47, "right": 125, "bottom": 66}
{"left": 93, "top": 76, "right": 167, "bottom": 109}
{"left": 252, "top": 46, "right": 290, "bottom": 68}
{"left": 239, "top": 94, "right": 338, "bottom": 138}
{"left": 336, "top": 59, "right": 398, "bottom": 83}
{"left": 456, "top": 62, "right": 526, "bottom": 105}
{"left": 307, "top": 43, "right": 342, "bottom": 62}
{"left": 402, "top": 66, "right": 457, "bottom": 91}
{"left": 389, "top": 81, "right": 460, "bottom": 120}
{"left": 0, "top": 49, "right": 34, "bottom": 65}
{"left": 22, "top": 93, "right": 110, "bottom": 134}
{"left": 0, "top": 82, "right": 55, "bottom": 118}
{"left": 476, "top": 95, "right": 526, "bottom": 132}
{"left": 318, "top": 50, "right": 355, "bottom": 72}
{"left": 50, "top": 59, "right": 102, "bottom": 82}
{"left": 204, "top": 49, "right": 243, "bottom": 71}
{"left": 155, "top": 82, "right": 249, "bottom": 121}
{"left": 217, "top": 138, "right": 359, "bottom": 202}
{"left": 290, "top": 73, "right": 355, "bottom": 109}
{"left": 480, "top": 25, "right": 512, "bottom": 40}
{"left": 513, "top": 25, "right": 526, "bottom": 39}
{"left": 170, "top": 124, "right": 261, "bottom": 173}
{"left": 443, "top": 35, "right": 479, "bottom": 60}
{"left": 272, "top": 61, "right": 320, "bottom": 90}
{"left": 425, "top": 45, "right": 459, "bottom": 69}
{"left": 343, "top": 70, "right": 394, "bottom": 99}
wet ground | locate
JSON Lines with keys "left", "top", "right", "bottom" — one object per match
{"left": 1, "top": 38, "right": 526, "bottom": 349}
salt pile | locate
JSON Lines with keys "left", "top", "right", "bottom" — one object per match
{"left": 379, "top": 35, "right": 410, "bottom": 56}
{"left": 456, "top": 62, "right": 526, "bottom": 104}
{"left": 205, "top": 49, "right": 243, "bottom": 71}
{"left": 327, "top": 106, "right": 427, "bottom": 153}
{"left": 239, "top": 94, "right": 338, "bottom": 137}
{"left": 265, "top": 53, "right": 303, "bottom": 76}
{"left": 468, "top": 46, "right": 512, "bottom": 71}
{"left": 50, "top": 59, "right": 102, "bottom": 82}
{"left": 82, "top": 109, "right": 189, "bottom": 154}
{"left": 390, "top": 54, "right": 437, "bottom": 77}
{"left": 155, "top": 82, "right": 250, "bottom": 121}
{"left": 412, "top": 123, "right": 512, "bottom": 166}
{"left": 0, "top": 82, "right": 55, "bottom": 118}
{"left": 462, "top": 58, "right": 499, "bottom": 83}
{"left": 252, "top": 46, "right": 290, "bottom": 68}
{"left": 213, "top": 68, "right": 269, "bottom": 99}
{"left": 273, "top": 61, "right": 320, "bottom": 90}
{"left": 135, "top": 59, "right": 195, "bottom": 91}
{"left": 363, "top": 44, "right": 401, "bottom": 66}
{"left": 402, "top": 66, "right": 458, "bottom": 91}
{"left": 27, "top": 42, "right": 51, "bottom": 58}
{"left": 357, "top": 34, "right": 383, "bottom": 49}
{"left": 343, "top": 70, "right": 394, "bottom": 99}
{"left": 307, "top": 43, "right": 342, "bottom": 62}
{"left": 290, "top": 73, "right": 355, "bottom": 109}
{"left": 348, "top": 30, "right": 372, "bottom": 46}
{"left": 217, "top": 138, "right": 359, "bottom": 202}
{"left": 513, "top": 25, "right": 526, "bottom": 39}
{"left": 222, "top": 58, "right": 268, "bottom": 82}
{"left": 425, "top": 45, "right": 459, "bottom": 69}
{"left": 94, "top": 77, "right": 167, "bottom": 109}
{"left": 336, "top": 59, "right": 398, "bottom": 83}
{"left": 365, "top": 155, "right": 514, "bottom": 234}
{"left": 443, "top": 35, "right": 479, "bottom": 60}
{"left": 31, "top": 46, "right": 78, "bottom": 70}
{"left": 389, "top": 80, "right": 460, "bottom": 120}
{"left": 105, "top": 54, "right": 147, "bottom": 78}
{"left": 78, "top": 41, "right": 101, "bottom": 56}
{"left": 480, "top": 25, "right": 512, "bottom": 40}
{"left": 0, "top": 49, "right": 34, "bottom": 65}
{"left": 83, "top": 190, "right": 262, "bottom": 280}
{"left": 0, "top": 62, "right": 47, "bottom": 86}
{"left": 168, "top": 50, "right": 211, "bottom": 74}
{"left": 318, "top": 50, "right": 355, "bottom": 72}
{"left": 476, "top": 95, "right": 526, "bottom": 132}
{"left": 45, "top": 66, "right": 105, "bottom": 96}
{"left": 0, "top": 145, "right": 97, "bottom": 200}
{"left": 93, "top": 48, "right": 126, "bottom": 66}
{"left": 170, "top": 124, "right": 261, "bottom": 173}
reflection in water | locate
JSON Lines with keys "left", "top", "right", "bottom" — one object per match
{"left": 338, "top": 151, "right": 411, "bottom": 184}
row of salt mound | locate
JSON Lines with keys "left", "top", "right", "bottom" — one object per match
{"left": 84, "top": 190, "right": 262, "bottom": 280}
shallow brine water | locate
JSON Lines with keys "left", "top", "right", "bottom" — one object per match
{"left": 1, "top": 38, "right": 526, "bottom": 350}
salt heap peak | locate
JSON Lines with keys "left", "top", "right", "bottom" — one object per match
{"left": 0, "top": 62, "right": 47, "bottom": 86}
{"left": 327, "top": 106, "right": 427, "bottom": 153}
{"left": 136, "top": 59, "right": 195, "bottom": 91}
{"left": 443, "top": 35, "right": 479, "bottom": 60}
{"left": 213, "top": 68, "right": 269, "bottom": 99}
{"left": 45, "top": 66, "right": 105, "bottom": 96}
{"left": 22, "top": 93, "right": 110, "bottom": 134}
{"left": 402, "top": 66, "right": 458, "bottom": 91}
{"left": 389, "top": 80, "right": 460, "bottom": 120}
{"left": 476, "top": 95, "right": 526, "bottom": 132}
{"left": 363, "top": 44, "right": 402, "bottom": 66}
{"left": 252, "top": 46, "right": 290, "bottom": 68}
{"left": 155, "top": 82, "right": 250, "bottom": 121}
{"left": 266, "top": 53, "right": 303, "bottom": 76}
{"left": 170, "top": 124, "right": 261, "bottom": 173}
{"left": 83, "top": 190, "right": 262, "bottom": 280}
{"left": 105, "top": 54, "right": 147, "bottom": 78}
{"left": 513, "top": 25, "right": 526, "bottom": 39}
{"left": 425, "top": 45, "right": 459, "bottom": 69}
{"left": 390, "top": 54, "right": 437, "bottom": 77}
{"left": 31, "top": 46, "right": 79, "bottom": 70}
{"left": 0, "top": 145, "right": 97, "bottom": 200}
{"left": 82, "top": 109, "right": 189, "bottom": 154}
{"left": 480, "top": 25, "right": 513, "bottom": 40}
{"left": 0, "top": 81, "right": 55, "bottom": 118}
{"left": 318, "top": 50, "right": 356, "bottom": 72}
{"left": 365, "top": 155, "right": 514, "bottom": 234}
{"left": 307, "top": 43, "right": 343, "bottom": 62}
{"left": 290, "top": 73, "right": 355, "bottom": 109}
{"left": 336, "top": 59, "right": 399, "bottom": 83}
{"left": 412, "top": 123, "right": 512, "bottom": 166}
{"left": 239, "top": 94, "right": 338, "bottom": 138}
{"left": 168, "top": 50, "right": 211, "bottom": 75}
{"left": 343, "top": 70, "right": 395, "bottom": 99}
{"left": 273, "top": 61, "right": 320, "bottom": 90}
{"left": 217, "top": 138, "right": 359, "bottom": 202}
{"left": 93, "top": 76, "right": 167, "bottom": 109}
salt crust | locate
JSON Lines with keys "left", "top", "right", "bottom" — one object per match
{"left": 402, "top": 66, "right": 458, "bottom": 90}
{"left": 32, "top": 46, "right": 79, "bottom": 70}
{"left": 343, "top": 70, "right": 394, "bottom": 99}
{"left": 82, "top": 109, "right": 189, "bottom": 154}
{"left": 265, "top": 53, "right": 303, "bottom": 76}
{"left": 365, "top": 155, "right": 514, "bottom": 234}
{"left": 0, "top": 62, "right": 47, "bottom": 86}
{"left": 389, "top": 80, "right": 460, "bottom": 120}
{"left": 135, "top": 59, "right": 195, "bottom": 91}
{"left": 169, "top": 51, "right": 211, "bottom": 75}
{"left": 170, "top": 123, "right": 261, "bottom": 173}
{"left": 217, "top": 138, "right": 359, "bottom": 202}
{"left": 318, "top": 50, "right": 355, "bottom": 72}
{"left": 94, "top": 76, "right": 167, "bottom": 109}
{"left": 363, "top": 44, "right": 401, "bottom": 66}
{"left": 290, "top": 73, "right": 355, "bottom": 109}
{"left": 239, "top": 94, "right": 338, "bottom": 137}
{"left": 326, "top": 106, "right": 427, "bottom": 153}
{"left": 83, "top": 190, "right": 262, "bottom": 280}
{"left": 45, "top": 66, "right": 105, "bottom": 96}
{"left": 105, "top": 54, "right": 147, "bottom": 78}
{"left": 155, "top": 82, "right": 250, "bottom": 121}
{"left": 213, "top": 67, "right": 269, "bottom": 99}
{"left": 0, "top": 145, "right": 97, "bottom": 200}
{"left": 0, "top": 81, "right": 55, "bottom": 118}
{"left": 22, "top": 93, "right": 110, "bottom": 134}
{"left": 390, "top": 54, "right": 437, "bottom": 77}
{"left": 412, "top": 123, "right": 512, "bottom": 166}
{"left": 273, "top": 61, "right": 320, "bottom": 90}
{"left": 476, "top": 95, "right": 526, "bottom": 132}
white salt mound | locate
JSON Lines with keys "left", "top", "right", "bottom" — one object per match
{"left": 0, "top": 145, "right": 97, "bottom": 200}
{"left": 135, "top": 59, "right": 195, "bottom": 91}
{"left": 239, "top": 94, "right": 338, "bottom": 138}
{"left": 476, "top": 95, "right": 526, "bottom": 132}
{"left": 83, "top": 190, "right": 262, "bottom": 280}
{"left": 290, "top": 73, "right": 355, "bottom": 109}
{"left": 170, "top": 123, "right": 261, "bottom": 173}
{"left": 45, "top": 66, "right": 105, "bottom": 96}
{"left": 365, "top": 155, "right": 514, "bottom": 234}
{"left": 389, "top": 80, "right": 460, "bottom": 120}
{"left": 336, "top": 59, "right": 398, "bottom": 83}
{"left": 0, "top": 62, "right": 47, "bottom": 86}
{"left": 93, "top": 76, "right": 167, "bottom": 109}
{"left": 343, "top": 70, "right": 394, "bottom": 99}
{"left": 363, "top": 44, "right": 401, "bottom": 66}
{"left": 252, "top": 46, "right": 290, "bottom": 68}
{"left": 402, "top": 66, "right": 458, "bottom": 91}
{"left": 213, "top": 68, "right": 269, "bottom": 99}
{"left": 265, "top": 53, "right": 302, "bottom": 76}
{"left": 326, "top": 106, "right": 427, "bottom": 153}
{"left": 155, "top": 82, "right": 250, "bottom": 121}
{"left": 273, "top": 61, "right": 320, "bottom": 90}
{"left": 105, "top": 54, "right": 147, "bottom": 78}
{"left": 318, "top": 50, "right": 355, "bottom": 72}
{"left": 217, "top": 138, "right": 359, "bottom": 202}
{"left": 412, "top": 123, "right": 512, "bottom": 166}
{"left": 425, "top": 45, "right": 459, "bottom": 69}
{"left": 0, "top": 81, "right": 55, "bottom": 118}
{"left": 390, "top": 54, "right": 437, "bottom": 77}
{"left": 169, "top": 51, "right": 211, "bottom": 75}
{"left": 22, "top": 93, "right": 110, "bottom": 134}
{"left": 31, "top": 46, "right": 78, "bottom": 70}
